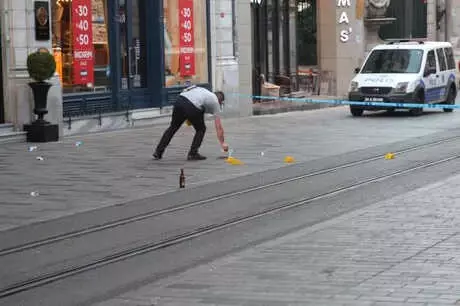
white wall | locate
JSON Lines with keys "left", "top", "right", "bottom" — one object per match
{"left": 448, "top": 0, "right": 460, "bottom": 49}
{"left": 211, "top": 0, "right": 252, "bottom": 117}
{"left": 429, "top": 0, "right": 460, "bottom": 49}
{"left": 318, "top": 0, "right": 365, "bottom": 97}
{"left": 1, "top": 0, "right": 62, "bottom": 133}
{"left": 427, "top": 0, "right": 437, "bottom": 40}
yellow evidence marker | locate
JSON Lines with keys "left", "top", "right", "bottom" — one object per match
{"left": 384, "top": 152, "right": 395, "bottom": 160}
{"left": 226, "top": 156, "right": 244, "bottom": 165}
{"left": 185, "top": 120, "right": 192, "bottom": 126}
{"left": 284, "top": 156, "right": 295, "bottom": 163}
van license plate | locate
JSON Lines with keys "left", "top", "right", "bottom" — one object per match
{"left": 364, "top": 97, "right": 384, "bottom": 102}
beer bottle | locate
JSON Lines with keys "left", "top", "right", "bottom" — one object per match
{"left": 179, "top": 168, "right": 185, "bottom": 188}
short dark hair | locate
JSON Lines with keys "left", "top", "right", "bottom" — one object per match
{"left": 215, "top": 91, "right": 225, "bottom": 104}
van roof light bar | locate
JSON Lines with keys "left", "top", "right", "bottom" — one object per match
{"left": 385, "top": 39, "right": 425, "bottom": 45}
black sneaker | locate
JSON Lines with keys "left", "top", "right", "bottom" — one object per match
{"left": 187, "top": 153, "right": 207, "bottom": 161}
{"left": 153, "top": 152, "right": 162, "bottom": 160}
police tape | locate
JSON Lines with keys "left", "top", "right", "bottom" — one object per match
{"left": 231, "top": 93, "right": 459, "bottom": 110}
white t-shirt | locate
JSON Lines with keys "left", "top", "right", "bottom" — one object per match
{"left": 180, "top": 86, "right": 221, "bottom": 115}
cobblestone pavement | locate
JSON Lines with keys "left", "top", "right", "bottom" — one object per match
{"left": 1, "top": 105, "right": 460, "bottom": 231}
{"left": 95, "top": 172, "right": 460, "bottom": 306}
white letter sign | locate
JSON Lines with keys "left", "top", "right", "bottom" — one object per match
{"left": 337, "top": 0, "right": 352, "bottom": 42}
{"left": 339, "top": 11, "right": 350, "bottom": 24}
{"left": 337, "top": 0, "right": 351, "bottom": 6}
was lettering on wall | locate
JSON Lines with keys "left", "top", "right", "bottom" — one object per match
{"left": 337, "top": 0, "right": 353, "bottom": 43}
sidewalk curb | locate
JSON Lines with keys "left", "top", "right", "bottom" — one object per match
{"left": 253, "top": 97, "right": 342, "bottom": 116}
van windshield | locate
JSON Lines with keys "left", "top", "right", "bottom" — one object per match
{"left": 361, "top": 49, "right": 424, "bottom": 74}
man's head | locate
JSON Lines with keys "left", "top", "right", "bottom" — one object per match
{"left": 215, "top": 91, "right": 225, "bottom": 105}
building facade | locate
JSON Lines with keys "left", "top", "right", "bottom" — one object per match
{"left": 251, "top": 0, "right": 297, "bottom": 84}
{"left": 433, "top": 0, "right": 460, "bottom": 49}
{"left": 0, "top": 0, "right": 60, "bottom": 131}
{"left": 0, "top": 0, "right": 252, "bottom": 135}
{"left": 250, "top": 0, "right": 460, "bottom": 99}
{"left": 311, "top": 0, "right": 431, "bottom": 97}
{"left": 250, "top": 0, "right": 369, "bottom": 98}
{"left": 319, "top": 0, "right": 460, "bottom": 97}
{"left": 0, "top": 18, "right": 4, "bottom": 124}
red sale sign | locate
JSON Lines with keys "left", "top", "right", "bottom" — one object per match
{"left": 72, "top": 0, "right": 94, "bottom": 85}
{"left": 179, "top": 0, "right": 195, "bottom": 76}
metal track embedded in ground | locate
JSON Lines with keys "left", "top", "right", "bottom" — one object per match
{"left": 0, "top": 151, "right": 459, "bottom": 299}
{"left": 0, "top": 135, "right": 459, "bottom": 259}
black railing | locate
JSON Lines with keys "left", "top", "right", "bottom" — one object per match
{"left": 62, "top": 92, "right": 132, "bottom": 130}
{"left": 61, "top": 86, "right": 210, "bottom": 130}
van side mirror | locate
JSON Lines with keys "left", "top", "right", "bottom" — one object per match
{"left": 354, "top": 67, "right": 360, "bottom": 74}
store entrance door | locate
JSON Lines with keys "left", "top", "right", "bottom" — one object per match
{"left": 116, "top": 0, "right": 151, "bottom": 109}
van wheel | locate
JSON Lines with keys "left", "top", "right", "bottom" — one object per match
{"left": 350, "top": 107, "right": 364, "bottom": 117}
{"left": 409, "top": 93, "right": 424, "bottom": 116}
{"left": 443, "top": 86, "right": 455, "bottom": 113}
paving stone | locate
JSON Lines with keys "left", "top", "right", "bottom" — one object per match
{"left": 2, "top": 107, "right": 460, "bottom": 231}
{"left": 95, "top": 165, "right": 460, "bottom": 305}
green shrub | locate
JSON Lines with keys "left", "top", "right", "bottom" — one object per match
{"left": 27, "top": 50, "right": 56, "bottom": 82}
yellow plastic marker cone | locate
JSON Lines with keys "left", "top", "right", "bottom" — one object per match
{"left": 384, "top": 153, "right": 395, "bottom": 160}
{"left": 185, "top": 120, "right": 192, "bottom": 126}
{"left": 284, "top": 156, "right": 295, "bottom": 163}
{"left": 226, "top": 156, "right": 244, "bottom": 165}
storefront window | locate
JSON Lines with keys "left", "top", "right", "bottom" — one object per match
{"left": 164, "top": 0, "right": 209, "bottom": 87}
{"left": 52, "top": 0, "right": 111, "bottom": 93}
{"left": 118, "top": 0, "right": 148, "bottom": 90}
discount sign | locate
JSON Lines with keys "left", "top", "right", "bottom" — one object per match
{"left": 179, "top": 0, "right": 195, "bottom": 76}
{"left": 72, "top": 0, "right": 94, "bottom": 85}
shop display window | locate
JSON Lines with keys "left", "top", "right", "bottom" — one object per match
{"left": 52, "top": 0, "right": 110, "bottom": 93}
{"left": 164, "top": 0, "right": 209, "bottom": 87}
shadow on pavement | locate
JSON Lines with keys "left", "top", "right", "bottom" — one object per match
{"left": 350, "top": 110, "right": 450, "bottom": 119}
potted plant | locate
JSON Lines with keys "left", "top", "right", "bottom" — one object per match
{"left": 26, "top": 48, "right": 56, "bottom": 123}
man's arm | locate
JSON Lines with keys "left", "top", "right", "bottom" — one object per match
{"left": 214, "top": 115, "right": 225, "bottom": 144}
{"left": 209, "top": 93, "right": 228, "bottom": 151}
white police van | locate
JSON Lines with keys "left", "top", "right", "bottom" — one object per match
{"left": 348, "top": 40, "right": 457, "bottom": 116}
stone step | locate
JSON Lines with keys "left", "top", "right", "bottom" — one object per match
{"left": 130, "top": 107, "right": 172, "bottom": 128}
{"left": 0, "top": 123, "right": 27, "bottom": 144}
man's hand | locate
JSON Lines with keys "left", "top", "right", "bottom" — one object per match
{"left": 221, "top": 142, "right": 229, "bottom": 152}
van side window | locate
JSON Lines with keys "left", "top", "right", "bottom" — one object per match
{"left": 444, "top": 47, "right": 456, "bottom": 70}
{"left": 436, "top": 48, "right": 447, "bottom": 71}
{"left": 425, "top": 50, "right": 437, "bottom": 74}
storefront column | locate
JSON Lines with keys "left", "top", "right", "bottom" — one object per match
{"left": 288, "top": 0, "right": 297, "bottom": 76}
{"left": 236, "top": 0, "right": 253, "bottom": 116}
{"left": 282, "top": 0, "right": 290, "bottom": 75}
{"left": 317, "top": 0, "right": 365, "bottom": 97}
{"left": 427, "top": 0, "right": 437, "bottom": 40}
{"left": 210, "top": 0, "right": 251, "bottom": 116}
{"left": 272, "top": 0, "right": 280, "bottom": 77}
{"left": 3, "top": 0, "right": 63, "bottom": 133}
{"left": 0, "top": 16, "right": 4, "bottom": 123}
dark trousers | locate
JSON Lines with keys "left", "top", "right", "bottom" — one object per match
{"left": 155, "top": 96, "right": 206, "bottom": 156}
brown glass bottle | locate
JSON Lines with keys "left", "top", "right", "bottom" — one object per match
{"left": 179, "top": 168, "right": 185, "bottom": 188}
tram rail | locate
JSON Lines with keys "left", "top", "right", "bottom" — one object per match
{"left": 1, "top": 135, "right": 460, "bottom": 299}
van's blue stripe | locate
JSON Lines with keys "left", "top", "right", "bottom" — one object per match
{"left": 426, "top": 88, "right": 445, "bottom": 102}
